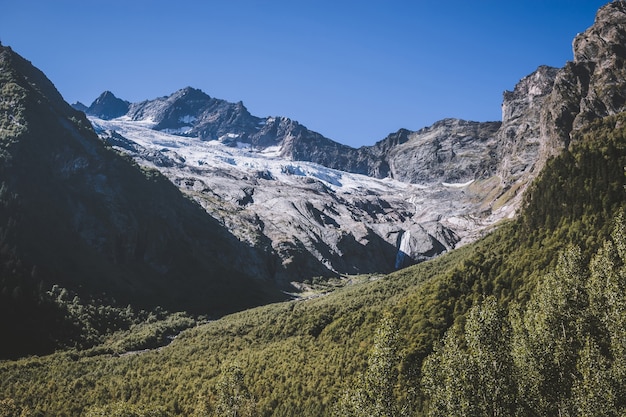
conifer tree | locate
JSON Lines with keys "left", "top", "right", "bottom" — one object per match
{"left": 585, "top": 213, "right": 626, "bottom": 414}
{"left": 214, "top": 363, "right": 257, "bottom": 417}
{"left": 421, "top": 327, "right": 473, "bottom": 417}
{"left": 335, "top": 312, "right": 405, "bottom": 417}
{"left": 464, "top": 296, "right": 516, "bottom": 417}
{"left": 422, "top": 296, "right": 515, "bottom": 417}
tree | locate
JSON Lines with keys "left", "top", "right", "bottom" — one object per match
{"left": 584, "top": 213, "right": 626, "bottom": 414}
{"left": 464, "top": 296, "right": 516, "bottom": 417}
{"left": 214, "top": 363, "right": 257, "bottom": 417}
{"left": 0, "top": 398, "right": 31, "bottom": 417}
{"left": 421, "top": 326, "right": 474, "bottom": 417}
{"left": 422, "top": 213, "right": 626, "bottom": 417}
{"left": 335, "top": 312, "right": 407, "bottom": 417}
{"left": 85, "top": 401, "right": 168, "bottom": 417}
{"left": 510, "top": 245, "right": 588, "bottom": 417}
{"left": 422, "top": 297, "right": 515, "bottom": 417}
{"left": 572, "top": 336, "right": 615, "bottom": 417}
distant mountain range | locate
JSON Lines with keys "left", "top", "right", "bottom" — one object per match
{"left": 69, "top": 2, "right": 626, "bottom": 285}
{"left": 68, "top": 60, "right": 569, "bottom": 284}
{"left": 74, "top": 86, "right": 503, "bottom": 185}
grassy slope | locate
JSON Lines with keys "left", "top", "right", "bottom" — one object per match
{"left": 0, "top": 245, "right": 469, "bottom": 416}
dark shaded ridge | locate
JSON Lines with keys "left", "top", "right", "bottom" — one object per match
{"left": 0, "top": 45, "right": 287, "bottom": 358}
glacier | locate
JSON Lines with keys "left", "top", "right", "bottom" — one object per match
{"left": 90, "top": 115, "right": 505, "bottom": 288}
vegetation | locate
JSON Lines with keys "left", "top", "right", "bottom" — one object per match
{"left": 422, "top": 216, "right": 626, "bottom": 416}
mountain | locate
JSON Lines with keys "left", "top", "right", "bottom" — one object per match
{"left": 0, "top": 44, "right": 286, "bottom": 357}
{"left": 77, "top": 89, "right": 504, "bottom": 185}
{"left": 70, "top": 1, "right": 626, "bottom": 290}
{"left": 2, "top": 2, "right": 626, "bottom": 415}
{"left": 90, "top": 116, "right": 472, "bottom": 284}
{"left": 84, "top": 90, "right": 130, "bottom": 120}
{"left": 70, "top": 0, "right": 626, "bottom": 302}
{"left": 72, "top": 68, "right": 550, "bottom": 282}
{"left": 83, "top": 103, "right": 512, "bottom": 284}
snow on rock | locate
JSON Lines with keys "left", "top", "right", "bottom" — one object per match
{"left": 92, "top": 116, "right": 504, "bottom": 286}
{"left": 442, "top": 180, "right": 474, "bottom": 188}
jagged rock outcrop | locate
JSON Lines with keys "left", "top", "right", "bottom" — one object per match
{"left": 85, "top": 91, "right": 130, "bottom": 119}
{"left": 543, "top": 1, "right": 626, "bottom": 155}
{"left": 497, "top": 66, "right": 560, "bottom": 184}
{"left": 127, "top": 87, "right": 263, "bottom": 140}
{"left": 381, "top": 119, "right": 501, "bottom": 184}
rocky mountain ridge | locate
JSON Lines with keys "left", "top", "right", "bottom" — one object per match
{"left": 91, "top": 116, "right": 483, "bottom": 284}
{"left": 0, "top": 44, "right": 285, "bottom": 317}
{"left": 77, "top": 89, "right": 503, "bottom": 186}
{"left": 543, "top": 1, "right": 626, "bottom": 153}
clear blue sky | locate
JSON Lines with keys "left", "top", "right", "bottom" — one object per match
{"left": 1, "top": 0, "right": 609, "bottom": 147}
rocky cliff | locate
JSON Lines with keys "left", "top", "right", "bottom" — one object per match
{"left": 543, "top": 1, "right": 626, "bottom": 156}
{"left": 380, "top": 119, "right": 501, "bottom": 185}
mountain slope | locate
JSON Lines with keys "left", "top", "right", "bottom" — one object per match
{"left": 0, "top": 45, "right": 285, "bottom": 357}
{"left": 74, "top": 82, "right": 524, "bottom": 281}
{"left": 89, "top": 114, "right": 508, "bottom": 283}
{"left": 72, "top": 61, "right": 561, "bottom": 282}
{"left": 1, "top": 2, "right": 626, "bottom": 415}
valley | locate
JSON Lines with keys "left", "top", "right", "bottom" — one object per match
{"left": 1, "top": 2, "right": 626, "bottom": 416}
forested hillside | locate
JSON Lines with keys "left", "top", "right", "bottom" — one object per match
{"left": 1, "top": 110, "right": 624, "bottom": 416}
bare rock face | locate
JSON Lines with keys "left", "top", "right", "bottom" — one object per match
{"left": 543, "top": 1, "right": 626, "bottom": 154}
{"left": 497, "top": 66, "right": 559, "bottom": 184}
{"left": 573, "top": 2, "right": 626, "bottom": 127}
{"left": 384, "top": 119, "right": 501, "bottom": 185}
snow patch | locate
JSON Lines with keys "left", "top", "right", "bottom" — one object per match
{"left": 442, "top": 180, "right": 474, "bottom": 188}
{"left": 260, "top": 145, "right": 282, "bottom": 157}
{"left": 87, "top": 116, "right": 447, "bottom": 194}
{"left": 219, "top": 133, "right": 241, "bottom": 142}
{"left": 162, "top": 126, "right": 193, "bottom": 135}
{"left": 179, "top": 115, "right": 197, "bottom": 124}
